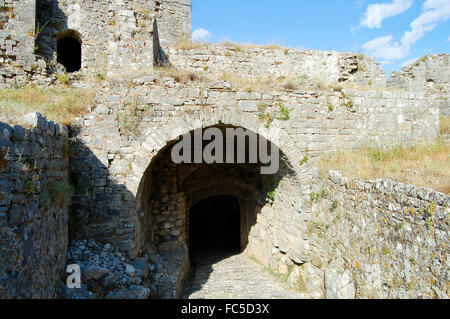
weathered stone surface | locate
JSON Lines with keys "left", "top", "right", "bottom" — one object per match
{"left": 0, "top": 115, "right": 69, "bottom": 299}
{"left": 83, "top": 266, "right": 110, "bottom": 281}
{"left": 310, "top": 172, "right": 450, "bottom": 299}
{"left": 125, "top": 264, "right": 136, "bottom": 278}
{"left": 324, "top": 268, "right": 356, "bottom": 299}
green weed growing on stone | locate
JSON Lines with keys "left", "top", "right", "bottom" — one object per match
{"left": 344, "top": 98, "right": 354, "bottom": 108}
{"left": 331, "top": 200, "right": 338, "bottom": 212}
{"left": 25, "top": 180, "right": 35, "bottom": 199}
{"left": 118, "top": 98, "right": 141, "bottom": 136}
{"left": 299, "top": 147, "right": 310, "bottom": 166}
{"left": 95, "top": 73, "right": 106, "bottom": 82}
{"left": 277, "top": 102, "right": 291, "bottom": 121}
{"left": 63, "top": 137, "right": 76, "bottom": 160}
{"left": 310, "top": 185, "right": 329, "bottom": 202}
{"left": 28, "top": 21, "right": 48, "bottom": 41}
{"left": 299, "top": 154, "right": 309, "bottom": 166}
{"left": 320, "top": 186, "right": 328, "bottom": 197}
{"left": 258, "top": 104, "right": 274, "bottom": 128}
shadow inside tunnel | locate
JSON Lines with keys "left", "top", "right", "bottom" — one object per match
{"left": 183, "top": 195, "right": 245, "bottom": 299}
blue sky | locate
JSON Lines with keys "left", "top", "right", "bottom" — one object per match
{"left": 190, "top": 0, "right": 449, "bottom": 76}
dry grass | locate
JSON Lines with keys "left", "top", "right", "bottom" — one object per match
{"left": 155, "top": 67, "right": 205, "bottom": 84}
{"left": 318, "top": 142, "right": 450, "bottom": 194}
{"left": 176, "top": 39, "right": 285, "bottom": 52}
{"left": 176, "top": 38, "right": 210, "bottom": 50}
{"left": 441, "top": 117, "right": 450, "bottom": 135}
{"left": 219, "top": 72, "right": 335, "bottom": 93}
{"left": 0, "top": 85, "right": 96, "bottom": 126}
{"left": 220, "top": 72, "right": 273, "bottom": 92}
{"left": 219, "top": 41, "right": 284, "bottom": 51}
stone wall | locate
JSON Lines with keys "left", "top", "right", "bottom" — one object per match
{"left": 0, "top": 0, "right": 47, "bottom": 87}
{"left": 388, "top": 54, "right": 450, "bottom": 116}
{"left": 34, "top": 0, "right": 190, "bottom": 76}
{"left": 169, "top": 46, "right": 386, "bottom": 87}
{"left": 0, "top": 113, "right": 70, "bottom": 298}
{"left": 300, "top": 171, "right": 449, "bottom": 299}
{"left": 155, "top": 0, "right": 191, "bottom": 48}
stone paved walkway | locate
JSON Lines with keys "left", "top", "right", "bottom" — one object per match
{"left": 184, "top": 249, "right": 306, "bottom": 299}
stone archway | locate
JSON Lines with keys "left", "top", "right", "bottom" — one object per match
{"left": 56, "top": 29, "right": 82, "bottom": 72}
{"left": 130, "top": 109, "right": 311, "bottom": 274}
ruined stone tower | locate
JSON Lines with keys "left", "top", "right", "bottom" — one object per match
{"left": 0, "top": 0, "right": 191, "bottom": 84}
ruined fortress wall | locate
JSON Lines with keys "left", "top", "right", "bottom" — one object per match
{"left": 34, "top": 0, "right": 190, "bottom": 76}
{"left": 0, "top": 113, "right": 70, "bottom": 298}
{"left": 388, "top": 54, "right": 450, "bottom": 116}
{"left": 169, "top": 46, "right": 386, "bottom": 87}
{"left": 307, "top": 171, "right": 449, "bottom": 299}
{"left": 0, "top": 0, "right": 41, "bottom": 87}
{"left": 69, "top": 78, "right": 440, "bottom": 255}
{"left": 0, "top": 0, "right": 191, "bottom": 82}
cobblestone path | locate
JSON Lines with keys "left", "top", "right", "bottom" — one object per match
{"left": 184, "top": 248, "right": 306, "bottom": 299}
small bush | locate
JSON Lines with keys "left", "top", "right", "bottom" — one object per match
{"left": 283, "top": 78, "right": 297, "bottom": 91}
{"left": 95, "top": 73, "right": 106, "bottom": 82}
{"left": 258, "top": 104, "right": 274, "bottom": 128}
{"left": 49, "top": 181, "right": 74, "bottom": 207}
{"left": 25, "top": 180, "right": 35, "bottom": 199}
{"left": 118, "top": 100, "right": 140, "bottom": 136}
{"left": 0, "top": 146, "right": 9, "bottom": 171}
{"left": 56, "top": 73, "right": 70, "bottom": 85}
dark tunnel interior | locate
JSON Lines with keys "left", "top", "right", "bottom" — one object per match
{"left": 189, "top": 195, "right": 241, "bottom": 262}
{"left": 57, "top": 36, "right": 81, "bottom": 72}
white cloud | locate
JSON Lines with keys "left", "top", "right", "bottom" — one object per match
{"left": 362, "top": 35, "right": 408, "bottom": 59}
{"left": 192, "top": 28, "right": 211, "bottom": 42}
{"left": 361, "top": 0, "right": 413, "bottom": 28}
{"left": 362, "top": 0, "right": 450, "bottom": 60}
{"left": 447, "top": 35, "right": 450, "bottom": 42}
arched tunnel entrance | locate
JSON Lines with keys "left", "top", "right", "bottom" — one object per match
{"left": 57, "top": 30, "right": 82, "bottom": 72}
{"left": 136, "top": 124, "right": 306, "bottom": 296}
